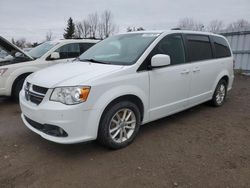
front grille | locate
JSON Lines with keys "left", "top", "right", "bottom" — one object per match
{"left": 25, "top": 116, "right": 68, "bottom": 137}
{"left": 25, "top": 82, "right": 48, "bottom": 105}
{"left": 32, "top": 85, "right": 48, "bottom": 95}
{"left": 29, "top": 92, "right": 44, "bottom": 105}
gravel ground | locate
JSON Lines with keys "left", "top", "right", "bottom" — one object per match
{"left": 0, "top": 75, "right": 250, "bottom": 188}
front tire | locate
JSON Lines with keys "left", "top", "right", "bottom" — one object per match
{"left": 97, "top": 101, "right": 141, "bottom": 149}
{"left": 211, "top": 79, "right": 227, "bottom": 107}
{"left": 12, "top": 78, "right": 25, "bottom": 101}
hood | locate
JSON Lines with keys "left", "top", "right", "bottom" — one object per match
{"left": 0, "top": 36, "right": 33, "bottom": 61}
{"left": 27, "top": 62, "right": 124, "bottom": 88}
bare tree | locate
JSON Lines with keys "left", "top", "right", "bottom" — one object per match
{"left": 88, "top": 13, "right": 99, "bottom": 39}
{"left": 45, "top": 30, "right": 53, "bottom": 41}
{"left": 75, "top": 10, "right": 118, "bottom": 39}
{"left": 98, "top": 22, "right": 105, "bottom": 39}
{"left": 82, "top": 20, "right": 91, "bottom": 38}
{"left": 15, "top": 38, "right": 26, "bottom": 48}
{"left": 75, "top": 22, "right": 84, "bottom": 38}
{"left": 99, "top": 10, "right": 117, "bottom": 38}
{"left": 75, "top": 20, "right": 91, "bottom": 38}
{"left": 226, "top": 19, "right": 250, "bottom": 31}
{"left": 177, "top": 18, "right": 204, "bottom": 31}
{"left": 11, "top": 38, "right": 16, "bottom": 45}
{"left": 206, "top": 20, "right": 224, "bottom": 33}
{"left": 12, "top": 38, "right": 38, "bottom": 48}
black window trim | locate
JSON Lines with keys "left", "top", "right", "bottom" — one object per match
{"left": 209, "top": 35, "right": 216, "bottom": 59}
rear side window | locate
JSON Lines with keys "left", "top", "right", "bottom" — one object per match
{"left": 186, "top": 35, "right": 213, "bottom": 62}
{"left": 213, "top": 36, "right": 231, "bottom": 58}
{"left": 79, "top": 43, "right": 95, "bottom": 54}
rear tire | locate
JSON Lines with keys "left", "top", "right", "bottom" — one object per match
{"left": 210, "top": 79, "right": 227, "bottom": 107}
{"left": 97, "top": 101, "right": 141, "bottom": 149}
{"left": 12, "top": 78, "right": 25, "bottom": 101}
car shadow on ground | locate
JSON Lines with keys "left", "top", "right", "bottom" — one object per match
{"left": 19, "top": 102, "right": 210, "bottom": 158}
{"left": 0, "top": 94, "right": 213, "bottom": 157}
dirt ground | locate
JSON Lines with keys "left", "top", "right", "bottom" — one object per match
{"left": 0, "top": 75, "right": 250, "bottom": 188}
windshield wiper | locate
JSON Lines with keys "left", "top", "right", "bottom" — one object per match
{"left": 79, "top": 58, "right": 111, "bottom": 64}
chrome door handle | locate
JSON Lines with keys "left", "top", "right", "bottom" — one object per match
{"left": 181, "top": 69, "right": 190, "bottom": 74}
{"left": 193, "top": 67, "right": 200, "bottom": 72}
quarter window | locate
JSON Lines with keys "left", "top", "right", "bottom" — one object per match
{"left": 213, "top": 36, "right": 231, "bottom": 58}
{"left": 186, "top": 35, "right": 213, "bottom": 62}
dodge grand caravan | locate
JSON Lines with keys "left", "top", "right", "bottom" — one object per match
{"left": 20, "top": 30, "right": 234, "bottom": 149}
{"left": 0, "top": 37, "right": 98, "bottom": 100}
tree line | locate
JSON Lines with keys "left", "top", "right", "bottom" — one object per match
{"left": 63, "top": 10, "right": 118, "bottom": 40}
{"left": 176, "top": 18, "right": 250, "bottom": 33}
{"left": 10, "top": 12, "right": 250, "bottom": 49}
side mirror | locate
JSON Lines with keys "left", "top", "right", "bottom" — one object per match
{"left": 151, "top": 54, "right": 170, "bottom": 68}
{"left": 50, "top": 52, "right": 60, "bottom": 60}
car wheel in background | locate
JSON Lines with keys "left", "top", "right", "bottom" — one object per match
{"left": 12, "top": 78, "right": 25, "bottom": 101}
{"left": 211, "top": 79, "right": 228, "bottom": 107}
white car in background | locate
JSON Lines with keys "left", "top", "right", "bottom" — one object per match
{"left": 0, "top": 36, "right": 98, "bottom": 100}
{"left": 20, "top": 30, "right": 234, "bottom": 149}
{"left": 0, "top": 49, "right": 8, "bottom": 58}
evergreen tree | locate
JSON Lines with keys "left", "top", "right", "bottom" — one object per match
{"left": 63, "top": 17, "right": 75, "bottom": 39}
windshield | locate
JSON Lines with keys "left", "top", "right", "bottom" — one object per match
{"left": 79, "top": 33, "right": 160, "bottom": 65}
{"left": 28, "top": 41, "right": 58, "bottom": 58}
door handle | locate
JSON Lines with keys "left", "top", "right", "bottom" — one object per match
{"left": 181, "top": 69, "right": 190, "bottom": 74}
{"left": 193, "top": 67, "right": 200, "bottom": 72}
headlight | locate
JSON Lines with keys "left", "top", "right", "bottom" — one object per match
{"left": 0, "top": 68, "right": 8, "bottom": 76}
{"left": 50, "top": 86, "right": 91, "bottom": 105}
{"left": 22, "top": 80, "right": 28, "bottom": 90}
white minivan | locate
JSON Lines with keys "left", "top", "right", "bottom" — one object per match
{"left": 0, "top": 37, "right": 98, "bottom": 100}
{"left": 20, "top": 30, "right": 234, "bottom": 149}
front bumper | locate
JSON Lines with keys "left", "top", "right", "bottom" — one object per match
{"left": 19, "top": 90, "right": 99, "bottom": 144}
{"left": 0, "top": 75, "right": 10, "bottom": 96}
{"left": 0, "top": 88, "right": 6, "bottom": 96}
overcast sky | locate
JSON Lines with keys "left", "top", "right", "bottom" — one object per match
{"left": 1, "top": 0, "right": 250, "bottom": 42}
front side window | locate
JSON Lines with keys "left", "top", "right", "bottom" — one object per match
{"left": 186, "top": 35, "right": 213, "bottom": 62}
{"left": 28, "top": 41, "right": 58, "bottom": 59}
{"left": 213, "top": 36, "right": 231, "bottom": 58}
{"left": 151, "top": 34, "right": 186, "bottom": 65}
{"left": 55, "top": 43, "right": 80, "bottom": 59}
{"left": 79, "top": 33, "right": 160, "bottom": 65}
